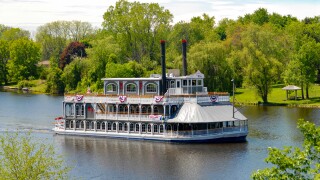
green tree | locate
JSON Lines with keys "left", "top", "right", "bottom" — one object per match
{"left": 46, "top": 66, "right": 64, "bottom": 94}
{"left": 188, "top": 42, "right": 233, "bottom": 92}
{"left": 0, "top": 132, "right": 70, "bottom": 179}
{"left": 102, "top": 0, "right": 173, "bottom": 62}
{"left": 6, "top": 38, "right": 41, "bottom": 82}
{"left": 105, "top": 61, "right": 145, "bottom": 78}
{"left": 239, "top": 24, "right": 290, "bottom": 103}
{"left": 297, "top": 39, "right": 320, "bottom": 99}
{"left": 36, "top": 20, "right": 94, "bottom": 60}
{"left": 0, "top": 28, "right": 30, "bottom": 41}
{"left": 251, "top": 119, "right": 320, "bottom": 180}
{"left": 0, "top": 40, "right": 9, "bottom": 84}
{"left": 61, "top": 58, "right": 85, "bottom": 92}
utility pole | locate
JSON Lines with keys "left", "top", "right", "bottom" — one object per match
{"left": 232, "top": 79, "right": 235, "bottom": 118}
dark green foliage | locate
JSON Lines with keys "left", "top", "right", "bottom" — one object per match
{"left": 0, "top": 40, "right": 9, "bottom": 84}
{"left": 46, "top": 67, "right": 64, "bottom": 94}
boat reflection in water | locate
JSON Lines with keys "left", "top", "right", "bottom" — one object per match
{"left": 54, "top": 134, "right": 249, "bottom": 179}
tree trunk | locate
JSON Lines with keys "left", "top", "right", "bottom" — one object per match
{"left": 306, "top": 83, "right": 309, "bottom": 99}
{"left": 301, "top": 82, "right": 304, "bottom": 99}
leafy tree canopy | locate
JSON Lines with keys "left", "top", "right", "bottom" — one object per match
{"left": 252, "top": 119, "right": 320, "bottom": 180}
{"left": 0, "top": 132, "right": 71, "bottom": 179}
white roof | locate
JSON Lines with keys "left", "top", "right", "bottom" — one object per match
{"left": 169, "top": 102, "right": 247, "bottom": 123}
{"left": 282, "top": 85, "right": 301, "bottom": 90}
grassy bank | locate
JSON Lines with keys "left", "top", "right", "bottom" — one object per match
{"left": 1, "top": 80, "right": 47, "bottom": 94}
{"left": 234, "top": 84, "right": 320, "bottom": 107}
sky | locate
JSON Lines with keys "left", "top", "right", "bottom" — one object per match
{"left": 0, "top": 0, "right": 319, "bottom": 34}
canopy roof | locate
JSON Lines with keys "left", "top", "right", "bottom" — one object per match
{"left": 169, "top": 102, "right": 247, "bottom": 123}
{"left": 282, "top": 85, "right": 301, "bottom": 90}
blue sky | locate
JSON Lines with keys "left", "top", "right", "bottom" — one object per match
{"left": 0, "top": 0, "right": 319, "bottom": 33}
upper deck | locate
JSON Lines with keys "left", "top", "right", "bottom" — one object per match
{"left": 64, "top": 92, "right": 230, "bottom": 105}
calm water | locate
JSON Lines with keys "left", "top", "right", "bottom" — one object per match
{"left": 0, "top": 91, "right": 319, "bottom": 180}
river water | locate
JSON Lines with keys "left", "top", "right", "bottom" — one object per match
{"left": 0, "top": 91, "right": 319, "bottom": 180}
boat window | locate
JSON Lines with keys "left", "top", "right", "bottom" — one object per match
{"left": 141, "top": 106, "right": 147, "bottom": 114}
{"left": 170, "top": 80, "right": 175, "bottom": 88}
{"left": 154, "top": 106, "right": 159, "bottom": 114}
{"left": 124, "top": 123, "right": 128, "bottom": 131}
{"left": 147, "top": 124, "right": 152, "bottom": 133}
{"left": 126, "top": 83, "right": 137, "bottom": 93}
{"left": 130, "top": 123, "right": 134, "bottom": 132}
{"left": 135, "top": 124, "right": 140, "bottom": 132}
{"left": 130, "top": 106, "right": 135, "bottom": 113}
{"left": 192, "top": 80, "right": 196, "bottom": 86}
{"left": 107, "top": 122, "right": 112, "bottom": 130}
{"left": 96, "top": 122, "right": 101, "bottom": 130}
{"left": 146, "top": 83, "right": 157, "bottom": 93}
{"left": 119, "top": 123, "right": 123, "bottom": 131}
{"left": 173, "top": 124, "right": 178, "bottom": 131}
{"left": 75, "top": 104, "right": 84, "bottom": 116}
{"left": 91, "top": 121, "right": 95, "bottom": 129}
{"left": 154, "top": 124, "right": 158, "bottom": 133}
{"left": 166, "top": 125, "right": 172, "bottom": 131}
{"left": 112, "top": 123, "right": 117, "bottom": 131}
{"left": 102, "top": 122, "right": 106, "bottom": 130}
{"left": 197, "top": 80, "right": 202, "bottom": 86}
{"left": 142, "top": 124, "right": 146, "bottom": 133}
{"left": 106, "top": 83, "right": 117, "bottom": 92}
{"left": 177, "top": 81, "right": 180, "bottom": 88}
{"left": 65, "top": 104, "right": 74, "bottom": 116}
{"left": 183, "top": 80, "right": 187, "bottom": 86}
{"left": 70, "top": 120, "right": 74, "bottom": 129}
{"left": 159, "top": 125, "right": 164, "bottom": 133}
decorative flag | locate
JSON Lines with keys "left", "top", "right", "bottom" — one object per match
{"left": 119, "top": 96, "right": 127, "bottom": 103}
{"left": 54, "top": 116, "right": 63, "bottom": 120}
{"left": 210, "top": 95, "right": 218, "bottom": 102}
{"left": 76, "top": 95, "right": 84, "bottom": 101}
{"left": 154, "top": 96, "right": 164, "bottom": 103}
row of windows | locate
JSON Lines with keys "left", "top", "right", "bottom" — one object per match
{"left": 108, "top": 105, "right": 162, "bottom": 114}
{"left": 65, "top": 121, "right": 166, "bottom": 134}
{"left": 106, "top": 79, "right": 203, "bottom": 93}
{"left": 106, "top": 83, "right": 157, "bottom": 93}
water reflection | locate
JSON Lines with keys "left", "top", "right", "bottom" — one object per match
{"left": 2, "top": 92, "right": 320, "bottom": 179}
{"left": 54, "top": 135, "right": 249, "bottom": 179}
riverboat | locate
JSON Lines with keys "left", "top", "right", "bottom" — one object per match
{"left": 54, "top": 40, "right": 248, "bottom": 143}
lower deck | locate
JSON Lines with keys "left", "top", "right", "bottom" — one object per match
{"left": 55, "top": 119, "right": 248, "bottom": 142}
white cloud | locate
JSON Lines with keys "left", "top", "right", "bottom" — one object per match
{"left": 0, "top": 0, "right": 319, "bottom": 33}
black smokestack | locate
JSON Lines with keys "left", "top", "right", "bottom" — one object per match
{"left": 160, "top": 40, "right": 166, "bottom": 95}
{"left": 182, "top": 39, "right": 187, "bottom": 76}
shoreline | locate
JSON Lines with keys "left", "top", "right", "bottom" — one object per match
{"left": 2, "top": 86, "right": 320, "bottom": 108}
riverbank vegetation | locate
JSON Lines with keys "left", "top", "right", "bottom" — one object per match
{"left": 251, "top": 119, "right": 320, "bottom": 180}
{"left": 0, "top": 132, "right": 71, "bottom": 179}
{"left": 1, "top": 0, "right": 320, "bottom": 105}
